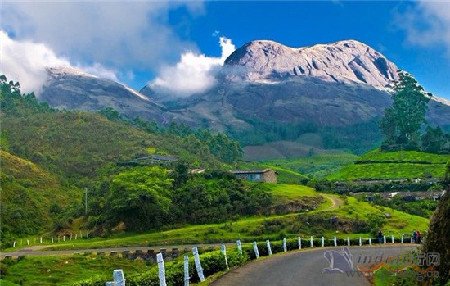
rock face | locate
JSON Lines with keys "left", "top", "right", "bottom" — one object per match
{"left": 224, "top": 39, "right": 399, "bottom": 89}
{"left": 41, "top": 67, "right": 168, "bottom": 123}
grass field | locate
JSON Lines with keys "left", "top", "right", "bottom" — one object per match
{"left": 0, "top": 254, "right": 148, "bottom": 286}
{"left": 8, "top": 184, "right": 427, "bottom": 252}
{"left": 327, "top": 150, "right": 448, "bottom": 181}
{"left": 268, "top": 184, "right": 317, "bottom": 201}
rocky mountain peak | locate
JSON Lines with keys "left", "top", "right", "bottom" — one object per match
{"left": 224, "top": 39, "right": 399, "bottom": 89}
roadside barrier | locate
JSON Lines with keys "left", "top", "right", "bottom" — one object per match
{"left": 99, "top": 235, "right": 417, "bottom": 285}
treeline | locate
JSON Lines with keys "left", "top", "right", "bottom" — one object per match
{"left": 229, "top": 117, "right": 382, "bottom": 154}
{"left": 99, "top": 107, "right": 243, "bottom": 164}
{"left": 83, "top": 166, "right": 272, "bottom": 234}
{"left": 380, "top": 72, "right": 450, "bottom": 154}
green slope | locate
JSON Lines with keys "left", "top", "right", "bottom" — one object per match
{"left": 0, "top": 151, "right": 80, "bottom": 241}
{"left": 327, "top": 150, "right": 448, "bottom": 181}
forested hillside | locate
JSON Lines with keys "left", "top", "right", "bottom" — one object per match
{"left": 0, "top": 76, "right": 244, "bottom": 244}
{"left": 0, "top": 151, "right": 80, "bottom": 242}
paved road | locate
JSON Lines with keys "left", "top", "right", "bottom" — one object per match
{"left": 212, "top": 245, "right": 417, "bottom": 286}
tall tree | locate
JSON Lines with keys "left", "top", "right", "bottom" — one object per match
{"left": 381, "top": 72, "right": 430, "bottom": 150}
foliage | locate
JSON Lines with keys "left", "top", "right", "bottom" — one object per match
{"left": 127, "top": 120, "right": 243, "bottom": 164}
{"left": 0, "top": 151, "right": 80, "bottom": 247}
{"left": 103, "top": 166, "right": 173, "bottom": 231}
{"left": 423, "top": 175, "right": 450, "bottom": 285}
{"left": 172, "top": 176, "right": 272, "bottom": 224}
{"left": 368, "top": 195, "right": 438, "bottom": 218}
{"left": 381, "top": 72, "right": 430, "bottom": 150}
{"left": 380, "top": 72, "right": 449, "bottom": 154}
{"left": 230, "top": 117, "right": 382, "bottom": 154}
{"left": 71, "top": 249, "right": 248, "bottom": 286}
{"left": 421, "top": 125, "right": 450, "bottom": 153}
{"left": 90, "top": 168, "right": 273, "bottom": 233}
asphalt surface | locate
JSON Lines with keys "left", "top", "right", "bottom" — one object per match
{"left": 212, "top": 245, "right": 417, "bottom": 286}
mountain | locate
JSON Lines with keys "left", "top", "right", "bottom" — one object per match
{"left": 223, "top": 39, "right": 399, "bottom": 89}
{"left": 35, "top": 40, "right": 450, "bottom": 156}
{"left": 41, "top": 67, "right": 169, "bottom": 123}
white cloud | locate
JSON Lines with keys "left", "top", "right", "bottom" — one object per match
{"left": 0, "top": 30, "right": 118, "bottom": 94}
{"left": 77, "top": 63, "right": 118, "bottom": 82}
{"left": 1, "top": 1, "right": 202, "bottom": 74}
{"left": 398, "top": 1, "right": 450, "bottom": 55}
{"left": 151, "top": 37, "right": 236, "bottom": 95}
{"left": 0, "top": 30, "right": 69, "bottom": 94}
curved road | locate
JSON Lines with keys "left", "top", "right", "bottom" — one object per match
{"left": 212, "top": 245, "right": 417, "bottom": 286}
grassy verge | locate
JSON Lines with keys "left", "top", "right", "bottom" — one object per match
{"left": 18, "top": 196, "right": 427, "bottom": 251}
{"left": 0, "top": 254, "right": 148, "bottom": 286}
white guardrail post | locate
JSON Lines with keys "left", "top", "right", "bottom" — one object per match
{"left": 236, "top": 240, "right": 242, "bottom": 255}
{"left": 298, "top": 237, "right": 302, "bottom": 249}
{"left": 157, "top": 253, "right": 167, "bottom": 286}
{"left": 184, "top": 255, "right": 190, "bottom": 286}
{"left": 253, "top": 242, "right": 260, "bottom": 259}
{"left": 221, "top": 244, "right": 229, "bottom": 270}
{"left": 266, "top": 240, "right": 272, "bottom": 256}
{"left": 192, "top": 247, "right": 205, "bottom": 282}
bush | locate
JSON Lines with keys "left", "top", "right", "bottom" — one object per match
{"left": 73, "top": 249, "right": 248, "bottom": 286}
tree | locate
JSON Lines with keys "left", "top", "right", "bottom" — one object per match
{"left": 104, "top": 166, "right": 173, "bottom": 231}
{"left": 381, "top": 72, "right": 430, "bottom": 150}
{"left": 172, "top": 162, "right": 189, "bottom": 189}
{"left": 421, "top": 126, "right": 445, "bottom": 153}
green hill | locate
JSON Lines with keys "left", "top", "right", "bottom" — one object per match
{"left": 0, "top": 77, "right": 240, "bottom": 244}
{"left": 327, "top": 149, "right": 448, "bottom": 181}
{"left": 0, "top": 150, "right": 80, "bottom": 242}
{"left": 0, "top": 80, "right": 238, "bottom": 185}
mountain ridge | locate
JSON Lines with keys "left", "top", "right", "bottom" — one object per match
{"left": 223, "top": 39, "right": 399, "bottom": 90}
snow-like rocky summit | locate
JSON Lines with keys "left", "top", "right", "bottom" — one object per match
{"left": 224, "top": 39, "right": 400, "bottom": 90}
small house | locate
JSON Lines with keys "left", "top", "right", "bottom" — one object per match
{"left": 231, "top": 169, "right": 278, "bottom": 183}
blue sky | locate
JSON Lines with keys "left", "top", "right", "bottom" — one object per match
{"left": 2, "top": 1, "right": 450, "bottom": 99}
{"left": 166, "top": 1, "right": 450, "bottom": 98}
